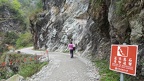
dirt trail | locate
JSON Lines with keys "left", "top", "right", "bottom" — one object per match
{"left": 17, "top": 47, "right": 100, "bottom": 81}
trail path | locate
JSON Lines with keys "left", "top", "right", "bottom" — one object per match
{"left": 17, "top": 47, "right": 100, "bottom": 81}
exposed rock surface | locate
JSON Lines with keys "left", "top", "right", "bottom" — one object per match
{"left": 30, "top": 0, "right": 110, "bottom": 60}
{"left": 30, "top": 0, "right": 144, "bottom": 78}
{"left": 0, "top": 5, "right": 25, "bottom": 32}
{"left": 6, "top": 74, "right": 24, "bottom": 81}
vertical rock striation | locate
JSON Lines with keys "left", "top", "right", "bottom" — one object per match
{"left": 30, "top": 0, "right": 144, "bottom": 77}
{"left": 30, "top": 0, "right": 144, "bottom": 58}
{"left": 108, "top": 0, "right": 144, "bottom": 77}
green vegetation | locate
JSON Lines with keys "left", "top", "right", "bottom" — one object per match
{"left": 116, "top": 0, "right": 125, "bottom": 15}
{"left": 0, "top": 0, "right": 9, "bottom": 6}
{"left": 36, "top": 0, "right": 43, "bottom": 11}
{"left": 0, "top": 1, "right": 45, "bottom": 80}
{"left": 0, "top": 0, "right": 43, "bottom": 30}
{"left": 95, "top": 60, "right": 119, "bottom": 81}
{"left": 18, "top": 0, "right": 43, "bottom": 28}
{"left": 116, "top": 0, "right": 138, "bottom": 16}
{"left": 18, "top": 62, "right": 47, "bottom": 78}
{"left": 0, "top": 31, "right": 33, "bottom": 52}
{"left": 16, "top": 32, "right": 33, "bottom": 48}
{"left": 29, "top": 0, "right": 43, "bottom": 22}
{"left": 0, "top": 53, "right": 48, "bottom": 80}
{"left": 0, "top": 0, "right": 26, "bottom": 30}
{"left": 95, "top": 59, "right": 144, "bottom": 81}
{"left": 90, "top": 0, "right": 104, "bottom": 8}
{"left": 11, "top": 0, "right": 21, "bottom": 10}
{"left": 2, "top": 32, "right": 19, "bottom": 45}
{"left": 63, "top": 49, "right": 69, "bottom": 53}
{"left": 0, "top": 0, "right": 43, "bottom": 57}
{"left": 0, "top": 0, "right": 43, "bottom": 50}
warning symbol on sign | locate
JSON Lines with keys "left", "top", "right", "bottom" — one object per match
{"left": 117, "top": 46, "right": 128, "bottom": 57}
{"left": 110, "top": 45, "right": 138, "bottom": 76}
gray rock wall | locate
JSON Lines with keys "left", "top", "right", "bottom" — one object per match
{"left": 30, "top": 0, "right": 144, "bottom": 78}
{"left": 0, "top": 5, "right": 24, "bottom": 32}
{"left": 30, "top": 0, "right": 144, "bottom": 75}
{"left": 108, "top": 0, "right": 144, "bottom": 77}
{"left": 31, "top": 0, "right": 92, "bottom": 52}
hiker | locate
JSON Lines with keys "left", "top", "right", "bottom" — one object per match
{"left": 68, "top": 42, "right": 75, "bottom": 58}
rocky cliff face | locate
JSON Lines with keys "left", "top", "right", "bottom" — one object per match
{"left": 0, "top": 5, "right": 25, "bottom": 32}
{"left": 30, "top": 0, "right": 144, "bottom": 57}
{"left": 30, "top": 0, "right": 144, "bottom": 76}
{"left": 108, "top": 0, "right": 144, "bottom": 77}
{"left": 0, "top": 4, "right": 27, "bottom": 51}
{"left": 30, "top": 0, "right": 110, "bottom": 59}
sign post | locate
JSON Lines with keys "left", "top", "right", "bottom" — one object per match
{"left": 110, "top": 44, "right": 138, "bottom": 80}
{"left": 46, "top": 49, "right": 49, "bottom": 62}
{"left": 120, "top": 73, "right": 124, "bottom": 81}
{"left": 120, "top": 43, "right": 126, "bottom": 81}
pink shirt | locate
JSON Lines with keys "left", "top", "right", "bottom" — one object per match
{"left": 68, "top": 44, "right": 73, "bottom": 50}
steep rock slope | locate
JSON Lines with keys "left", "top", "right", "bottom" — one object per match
{"left": 108, "top": 0, "right": 144, "bottom": 77}
{"left": 30, "top": 0, "right": 110, "bottom": 59}
{"left": 0, "top": 5, "right": 25, "bottom": 32}
{"left": 30, "top": 0, "right": 144, "bottom": 78}
{"left": 30, "top": 0, "right": 144, "bottom": 58}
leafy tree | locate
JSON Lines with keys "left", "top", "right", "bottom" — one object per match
{"left": 16, "top": 32, "right": 33, "bottom": 48}
{"left": 0, "top": 0, "right": 9, "bottom": 6}
{"left": 11, "top": 0, "right": 21, "bottom": 11}
{"left": 0, "top": 0, "right": 43, "bottom": 49}
{"left": 2, "top": 32, "right": 19, "bottom": 45}
{"left": 36, "top": 0, "right": 43, "bottom": 9}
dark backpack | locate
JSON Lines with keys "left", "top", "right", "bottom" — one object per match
{"left": 73, "top": 47, "right": 75, "bottom": 50}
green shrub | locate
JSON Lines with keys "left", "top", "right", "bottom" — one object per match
{"left": 0, "top": 53, "right": 48, "bottom": 79}
{"left": 11, "top": 0, "right": 21, "bottom": 11}
{"left": 63, "top": 50, "right": 69, "bottom": 53}
{"left": 0, "top": 0, "right": 43, "bottom": 31}
{"left": 0, "top": 0, "right": 26, "bottom": 29}
{"left": 95, "top": 59, "right": 144, "bottom": 81}
{"left": 2, "top": 31, "right": 19, "bottom": 45}
{"left": 18, "top": 63, "right": 39, "bottom": 78}
{"left": 0, "top": 0, "right": 9, "bottom": 6}
{"left": 36, "top": 0, "right": 43, "bottom": 10}
{"left": 116, "top": 0, "right": 126, "bottom": 16}
{"left": 18, "top": 62, "right": 48, "bottom": 78}
{"left": 95, "top": 60, "right": 119, "bottom": 81}
{"left": 16, "top": 32, "right": 33, "bottom": 48}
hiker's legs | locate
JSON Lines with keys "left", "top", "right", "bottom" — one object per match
{"left": 70, "top": 50, "right": 73, "bottom": 58}
{"left": 71, "top": 50, "right": 73, "bottom": 58}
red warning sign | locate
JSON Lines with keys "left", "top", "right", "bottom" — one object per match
{"left": 110, "top": 45, "right": 138, "bottom": 76}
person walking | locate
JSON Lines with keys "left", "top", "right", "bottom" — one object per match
{"left": 68, "top": 42, "right": 74, "bottom": 58}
